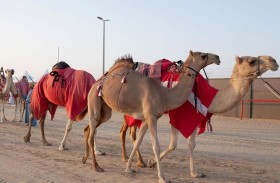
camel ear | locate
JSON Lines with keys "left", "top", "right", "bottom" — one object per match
{"left": 235, "top": 56, "right": 242, "bottom": 64}
{"left": 189, "top": 50, "right": 194, "bottom": 56}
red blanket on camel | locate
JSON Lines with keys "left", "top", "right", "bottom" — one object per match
{"left": 31, "top": 67, "right": 95, "bottom": 121}
{"left": 125, "top": 59, "right": 218, "bottom": 138}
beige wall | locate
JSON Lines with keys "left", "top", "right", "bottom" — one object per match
{"left": 208, "top": 78, "right": 280, "bottom": 120}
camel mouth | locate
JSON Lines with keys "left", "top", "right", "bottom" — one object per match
{"left": 267, "top": 63, "right": 279, "bottom": 71}
{"left": 216, "top": 61, "right": 221, "bottom": 65}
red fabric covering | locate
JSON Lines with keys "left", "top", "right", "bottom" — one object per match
{"left": 15, "top": 78, "right": 29, "bottom": 97}
{"left": 125, "top": 59, "right": 218, "bottom": 139}
{"left": 167, "top": 74, "right": 218, "bottom": 138}
{"left": 124, "top": 115, "right": 142, "bottom": 128}
{"left": 31, "top": 67, "right": 95, "bottom": 121}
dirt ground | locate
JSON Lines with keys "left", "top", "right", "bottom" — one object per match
{"left": 0, "top": 105, "right": 279, "bottom": 183}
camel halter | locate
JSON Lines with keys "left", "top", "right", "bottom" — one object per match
{"left": 187, "top": 53, "right": 209, "bottom": 112}
{"left": 232, "top": 57, "right": 280, "bottom": 98}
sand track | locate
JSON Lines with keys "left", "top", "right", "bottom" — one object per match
{"left": 0, "top": 106, "right": 279, "bottom": 183}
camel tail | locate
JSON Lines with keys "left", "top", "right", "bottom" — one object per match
{"left": 76, "top": 108, "right": 88, "bottom": 121}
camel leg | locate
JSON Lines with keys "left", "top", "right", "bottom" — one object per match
{"left": 20, "top": 100, "right": 26, "bottom": 122}
{"left": 82, "top": 124, "right": 90, "bottom": 164}
{"left": 130, "top": 125, "right": 147, "bottom": 168}
{"left": 1, "top": 99, "right": 8, "bottom": 122}
{"left": 12, "top": 98, "right": 18, "bottom": 122}
{"left": 88, "top": 114, "right": 103, "bottom": 171}
{"left": 120, "top": 117, "right": 146, "bottom": 167}
{"left": 148, "top": 125, "right": 179, "bottom": 168}
{"left": 0, "top": 100, "right": 4, "bottom": 123}
{"left": 82, "top": 96, "right": 104, "bottom": 172}
{"left": 120, "top": 118, "right": 129, "bottom": 161}
{"left": 39, "top": 112, "right": 51, "bottom": 146}
{"left": 94, "top": 103, "right": 112, "bottom": 156}
{"left": 59, "top": 119, "right": 73, "bottom": 150}
{"left": 125, "top": 121, "right": 148, "bottom": 174}
{"left": 17, "top": 99, "right": 22, "bottom": 122}
{"left": 94, "top": 129, "right": 106, "bottom": 155}
{"left": 147, "top": 117, "right": 170, "bottom": 183}
{"left": 148, "top": 117, "right": 171, "bottom": 183}
{"left": 24, "top": 111, "right": 35, "bottom": 143}
{"left": 0, "top": 100, "right": 4, "bottom": 122}
{"left": 189, "top": 127, "right": 205, "bottom": 178}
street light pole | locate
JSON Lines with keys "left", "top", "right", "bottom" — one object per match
{"left": 97, "top": 16, "right": 109, "bottom": 75}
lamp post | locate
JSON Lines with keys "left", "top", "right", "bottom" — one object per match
{"left": 97, "top": 16, "right": 110, "bottom": 74}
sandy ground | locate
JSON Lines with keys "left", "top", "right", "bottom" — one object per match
{"left": 0, "top": 105, "right": 280, "bottom": 183}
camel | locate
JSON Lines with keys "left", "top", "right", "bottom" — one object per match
{"left": 0, "top": 69, "right": 19, "bottom": 122}
{"left": 145, "top": 55, "right": 279, "bottom": 178}
{"left": 120, "top": 59, "right": 185, "bottom": 168}
{"left": 23, "top": 61, "right": 104, "bottom": 154}
{"left": 15, "top": 76, "right": 30, "bottom": 122}
{"left": 82, "top": 51, "right": 221, "bottom": 183}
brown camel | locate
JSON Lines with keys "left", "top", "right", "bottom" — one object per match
{"left": 82, "top": 51, "right": 221, "bottom": 183}
{"left": 146, "top": 55, "right": 279, "bottom": 178}
{"left": 23, "top": 61, "right": 104, "bottom": 154}
{"left": 14, "top": 76, "right": 30, "bottom": 122}
{"left": 0, "top": 69, "right": 19, "bottom": 122}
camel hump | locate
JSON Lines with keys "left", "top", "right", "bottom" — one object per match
{"left": 52, "top": 61, "right": 70, "bottom": 70}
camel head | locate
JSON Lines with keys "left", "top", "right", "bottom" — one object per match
{"left": 183, "top": 50, "right": 221, "bottom": 73}
{"left": 5, "top": 69, "right": 15, "bottom": 78}
{"left": 234, "top": 56, "right": 279, "bottom": 78}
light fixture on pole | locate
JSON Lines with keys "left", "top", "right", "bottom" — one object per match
{"left": 97, "top": 16, "right": 110, "bottom": 75}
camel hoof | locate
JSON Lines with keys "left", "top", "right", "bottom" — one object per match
{"left": 125, "top": 168, "right": 136, "bottom": 174}
{"left": 148, "top": 158, "right": 156, "bottom": 168}
{"left": 43, "top": 142, "right": 52, "bottom": 146}
{"left": 122, "top": 158, "right": 128, "bottom": 162}
{"left": 190, "top": 172, "right": 206, "bottom": 178}
{"left": 137, "top": 161, "right": 147, "bottom": 168}
{"left": 94, "top": 166, "right": 104, "bottom": 172}
{"left": 95, "top": 150, "right": 106, "bottom": 156}
{"left": 59, "top": 145, "right": 69, "bottom": 151}
{"left": 24, "top": 136, "right": 30, "bottom": 143}
{"left": 82, "top": 156, "right": 88, "bottom": 164}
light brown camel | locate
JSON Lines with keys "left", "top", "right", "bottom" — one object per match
{"left": 146, "top": 55, "right": 279, "bottom": 178}
{"left": 23, "top": 61, "right": 104, "bottom": 154}
{"left": 0, "top": 69, "right": 18, "bottom": 122}
{"left": 119, "top": 60, "right": 184, "bottom": 168}
{"left": 82, "top": 51, "right": 221, "bottom": 183}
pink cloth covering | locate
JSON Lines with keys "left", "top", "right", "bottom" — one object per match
{"left": 15, "top": 78, "right": 29, "bottom": 97}
{"left": 125, "top": 59, "right": 218, "bottom": 138}
{"left": 137, "top": 59, "right": 174, "bottom": 80}
{"left": 31, "top": 67, "right": 95, "bottom": 121}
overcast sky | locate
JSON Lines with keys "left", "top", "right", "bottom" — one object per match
{"left": 0, "top": 0, "right": 279, "bottom": 80}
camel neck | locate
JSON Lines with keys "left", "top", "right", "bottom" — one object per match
{"left": 208, "top": 73, "right": 254, "bottom": 113}
{"left": 164, "top": 69, "right": 197, "bottom": 111}
{"left": 2, "top": 77, "right": 12, "bottom": 94}
{"left": 2, "top": 77, "right": 16, "bottom": 95}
